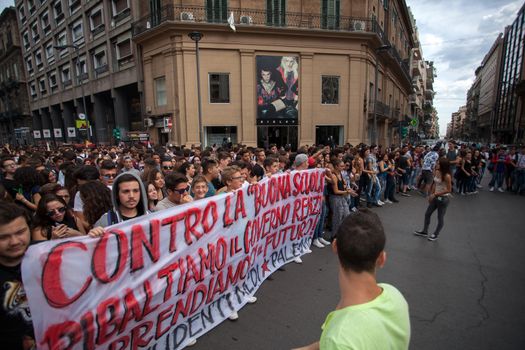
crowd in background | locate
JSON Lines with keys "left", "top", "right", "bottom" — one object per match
{"left": 0, "top": 140, "right": 524, "bottom": 246}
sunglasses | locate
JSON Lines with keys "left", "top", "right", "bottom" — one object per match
{"left": 231, "top": 176, "right": 244, "bottom": 180}
{"left": 102, "top": 174, "right": 117, "bottom": 179}
{"left": 46, "top": 207, "right": 67, "bottom": 217}
{"left": 173, "top": 186, "right": 190, "bottom": 194}
{"left": 163, "top": 166, "right": 174, "bottom": 170}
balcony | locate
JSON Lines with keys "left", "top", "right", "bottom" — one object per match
{"left": 95, "top": 64, "right": 109, "bottom": 76}
{"left": 368, "top": 101, "right": 391, "bottom": 119}
{"left": 132, "top": 4, "right": 378, "bottom": 37}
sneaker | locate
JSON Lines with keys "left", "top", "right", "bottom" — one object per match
{"left": 313, "top": 239, "right": 325, "bottom": 248}
{"left": 498, "top": 187, "right": 505, "bottom": 192}
{"left": 489, "top": 187, "right": 494, "bottom": 192}
{"left": 476, "top": 184, "right": 483, "bottom": 189}
{"left": 377, "top": 200, "right": 385, "bottom": 205}
{"left": 427, "top": 234, "right": 439, "bottom": 241}
{"left": 414, "top": 230, "right": 428, "bottom": 237}
{"left": 319, "top": 237, "right": 331, "bottom": 246}
{"left": 373, "top": 202, "right": 383, "bottom": 207}
{"left": 185, "top": 338, "right": 197, "bottom": 347}
{"left": 400, "top": 192, "right": 411, "bottom": 197}
{"left": 247, "top": 296, "right": 257, "bottom": 304}
{"left": 472, "top": 191, "right": 478, "bottom": 194}
{"left": 351, "top": 207, "right": 358, "bottom": 212}
{"left": 384, "top": 199, "right": 392, "bottom": 204}
{"left": 294, "top": 257, "right": 303, "bottom": 264}
{"left": 305, "top": 248, "right": 313, "bottom": 254}
{"left": 229, "top": 311, "right": 239, "bottom": 321}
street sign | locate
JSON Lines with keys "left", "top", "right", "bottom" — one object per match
{"left": 78, "top": 113, "right": 86, "bottom": 120}
{"left": 33, "top": 130, "right": 41, "bottom": 139}
{"left": 42, "top": 129, "right": 51, "bottom": 138}
{"left": 76, "top": 120, "right": 88, "bottom": 129}
{"left": 410, "top": 118, "right": 419, "bottom": 127}
{"left": 54, "top": 128, "right": 62, "bottom": 138}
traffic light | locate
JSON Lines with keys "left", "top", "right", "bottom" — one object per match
{"left": 401, "top": 127, "right": 408, "bottom": 138}
{"left": 113, "top": 128, "right": 121, "bottom": 140}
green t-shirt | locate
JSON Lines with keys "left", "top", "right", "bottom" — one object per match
{"left": 320, "top": 283, "right": 410, "bottom": 350}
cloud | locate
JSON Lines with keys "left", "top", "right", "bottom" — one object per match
{"left": 408, "top": 0, "right": 522, "bottom": 135}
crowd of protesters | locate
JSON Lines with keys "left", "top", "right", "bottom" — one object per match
{"left": 0, "top": 139, "right": 524, "bottom": 349}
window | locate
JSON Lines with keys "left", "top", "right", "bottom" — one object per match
{"left": 26, "top": 57, "right": 34, "bottom": 75}
{"left": 112, "top": 0, "right": 129, "bottom": 16}
{"left": 155, "top": 77, "right": 167, "bottom": 106}
{"left": 30, "top": 82, "right": 37, "bottom": 97}
{"left": 56, "top": 31, "right": 67, "bottom": 57}
{"left": 71, "top": 20, "right": 84, "bottom": 43}
{"left": 18, "top": 5, "right": 26, "bottom": 23}
{"left": 116, "top": 37, "right": 132, "bottom": 59}
{"left": 90, "top": 7, "right": 104, "bottom": 31}
{"left": 39, "top": 78, "right": 47, "bottom": 95}
{"left": 206, "top": 0, "right": 228, "bottom": 23}
{"left": 267, "top": 0, "right": 286, "bottom": 26}
{"left": 321, "top": 76, "right": 339, "bottom": 104}
{"left": 209, "top": 73, "right": 230, "bottom": 103}
{"left": 92, "top": 46, "right": 107, "bottom": 72}
{"left": 22, "top": 31, "right": 30, "bottom": 50}
{"left": 48, "top": 71, "right": 57, "bottom": 88}
{"left": 321, "top": 0, "right": 340, "bottom": 30}
{"left": 69, "top": 0, "right": 81, "bottom": 15}
{"left": 41, "top": 11, "right": 51, "bottom": 35}
{"left": 53, "top": 0, "right": 65, "bottom": 25}
{"left": 61, "top": 64, "right": 71, "bottom": 84}
{"left": 28, "top": 0, "right": 36, "bottom": 15}
{"left": 76, "top": 55, "right": 87, "bottom": 77}
{"left": 45, "top": 42, "right": 55, "bottom": 63}
{"left": 31, "top": 21, "right": 39, "bottom": 43}
{"left": 35, "top": 50, "right": 43, "bottom": 69}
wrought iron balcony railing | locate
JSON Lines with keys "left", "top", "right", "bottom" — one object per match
{"left": 132, "top": 4, "right": 378, "bottom": 37}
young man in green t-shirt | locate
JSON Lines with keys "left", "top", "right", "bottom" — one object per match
{"left": 294, "top": 209, "right": 411, "bottom": 350}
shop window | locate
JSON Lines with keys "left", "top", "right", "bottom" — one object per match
{"left": 209, "top": 73, "right": 230, "bottom": 103}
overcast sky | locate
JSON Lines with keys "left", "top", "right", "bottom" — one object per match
{"left": 1, "top": 0, "right": 522, "bottom": 136}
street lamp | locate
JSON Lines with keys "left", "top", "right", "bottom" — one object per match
{"left": 54, "top": 44, "right": 90, "bottom": 142}
{"left": 373, "top": 44, "right": 391, "bottom": 145}
{"left": 188, "top": 31, "right": 204, "bottom": 147}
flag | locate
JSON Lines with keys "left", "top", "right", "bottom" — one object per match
{"left": 228, "top": 11, "right": 236, "bottom": 32}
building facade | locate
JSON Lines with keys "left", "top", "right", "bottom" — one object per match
{"left": 477, "top": 34, "right": 503, "bottom": 143}
{"left": 15, "top": 0, "right": 142, "bottom": 144}
{"left": 0, "top": 7, "right": 32, "bottom": 145}
{"left": 133, "top": 0, "right": 416, "bottom": 148}
{"left": 494, "top": 4, "right": 525, "bottom": 144}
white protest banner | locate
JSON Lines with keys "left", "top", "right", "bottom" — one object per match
{"left": 22, "top": 169, "right": 324, "bottom": 350}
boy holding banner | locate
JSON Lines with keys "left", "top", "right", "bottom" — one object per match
{"left": 294, "top": 209, "right": 410, "bottom": 350}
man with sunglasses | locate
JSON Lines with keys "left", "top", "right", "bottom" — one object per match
{"left": 99, "top": 160, "right": 118, "bottom": 187}
{"left": 161, "top": 156, "right": 175, "bottom": 177}
{"left": 154, "top": 173, "right": 193, "bottom": 212}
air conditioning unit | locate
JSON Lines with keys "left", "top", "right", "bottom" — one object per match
{"left": 143, "top": 118, "right": 153, "bottom": 128}
{"left": 351, "top": 20, "right": 366, "bottom": 31}
{"left": 180, "top": 12, "right": 195, "bottom": 22}
{"left": 240, "top": 15, "right": 253, "bottom": 25}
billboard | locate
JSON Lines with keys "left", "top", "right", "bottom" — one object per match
{"left": 256, "top": 56, "right": 299, "bottom": 125}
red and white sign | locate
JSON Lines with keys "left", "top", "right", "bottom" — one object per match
{"left": 22, "top": 170, "right": 324, "bottom": 350}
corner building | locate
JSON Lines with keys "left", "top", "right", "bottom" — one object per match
{"left": 134, "top": 0, "right": 415, "bottom": 148}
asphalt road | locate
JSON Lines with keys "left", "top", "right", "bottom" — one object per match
{"left": 192, "top": 184, "right": 525, "bottom": 350}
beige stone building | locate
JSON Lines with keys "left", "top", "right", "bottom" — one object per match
{"left": 133, "top": 0, "right": 415, "bottom": 148}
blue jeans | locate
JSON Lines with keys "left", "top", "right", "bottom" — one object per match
{"left": 489, "top": 171, "right": 504, "bottom": 188}
{"left": 367, "top": 176, "right": 381, "bottom": 203}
